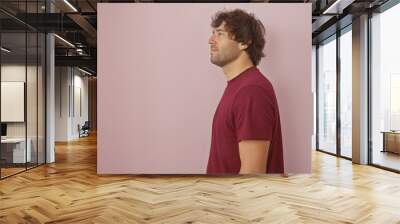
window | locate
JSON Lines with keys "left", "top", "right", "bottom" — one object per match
{"left": 370, "top": 2, "right": 400, "bottom": 171}
{"left": 317, "top": 36, "right": 337, "bottom": 154}
{"left": 340, "top": 27, "right": 352, "bottom": 158}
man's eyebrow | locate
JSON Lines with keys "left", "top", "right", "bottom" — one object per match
{"left": 212, "top": 28, "right": 227, "bottom": 34}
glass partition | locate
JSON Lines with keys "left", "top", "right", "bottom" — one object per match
{"left": 0, "top": 31, "right": 28, "bottom": 177}
{"left": 38, "top": 32, "right": 45, "bottom": 165}
{"left": 0, "top": 1, "right": 46, "bottom": 179}
{"left": 27, "top": 31, "right": 38, "bottom": 169}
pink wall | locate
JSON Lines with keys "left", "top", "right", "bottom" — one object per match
{"left": 98, "top": 3, "right": 312, "bottom": 174}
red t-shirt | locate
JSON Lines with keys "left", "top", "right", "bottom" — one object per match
{"left": 206, "top": 66, "right": 284, "bottom": 174}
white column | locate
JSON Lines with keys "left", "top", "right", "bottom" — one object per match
{"left": 352, "top": 14, "right": 369, "bottom": 164}
{"left": 46, "top": 1, "right": 55, "bottom": 163}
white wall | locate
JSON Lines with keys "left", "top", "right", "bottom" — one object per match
{"left": 1, "top": 65, "right": 40, "bottom": 137}
{"left": 55, "top": 67, "right": 89, "bottom": 141}
{"left": 55, "top": 66, "right": 70, "bottom": 141}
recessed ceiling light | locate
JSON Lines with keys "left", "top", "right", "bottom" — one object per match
{"left": 54, "top": 34, "right": 75, "bottom": 48}
{"left": 323, "top": 0, "right": 354, "bottom": 15}
{"left": 1, "top": 47, "right": 11, "bottom": 53}
{"left": 78, "top": 67, "right": 93, "bottom": 76}
{"left": 63, "top": 0, "right": 78, "bottom": 12}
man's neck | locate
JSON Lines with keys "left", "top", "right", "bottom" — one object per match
{"left": 222, "top": 57, "right": 254, "bottom": 82}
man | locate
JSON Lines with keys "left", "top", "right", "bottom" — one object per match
{"left": 206, "top": 9, "right": 284, "bottom": 174}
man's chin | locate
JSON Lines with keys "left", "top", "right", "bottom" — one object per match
{"left": 210, "top": 59, "right": 225, "bottom": 67}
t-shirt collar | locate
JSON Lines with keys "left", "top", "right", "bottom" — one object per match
{"left": 227, "top": 66, "right": 257, "bottom": 84}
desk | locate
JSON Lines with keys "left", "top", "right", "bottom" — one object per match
{"left": 1, "top": 138, "right": 31, "bottom": 163}
{"left": 381, "top": 131, "right": 400, "bottom": 154}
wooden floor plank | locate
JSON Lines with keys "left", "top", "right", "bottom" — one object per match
{"left": 0, "top": 134, "right": 399, "bottom": 223}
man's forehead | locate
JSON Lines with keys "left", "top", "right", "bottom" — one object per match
{"left": 214, "top": 22, "right": 227, "bottom": 31}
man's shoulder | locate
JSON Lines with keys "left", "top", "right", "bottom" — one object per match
{"left": 234, "top": 85, "right": 270, "bottom": 104}
{"left": 234, "top": 77, "right": 277, "bottom": 106}
{"left": 234, "top": 68, "right": 276, "bottom": 99}
{"left": 236, "top": 84, "right": 266, "bottom": 94}
{"left": 244, "top": 68, "right": 273, "bottom": 87}
{"left": 236, "top": 80, "right": 273, "bottom": 97}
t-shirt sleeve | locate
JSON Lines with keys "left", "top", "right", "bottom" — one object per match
{"left": 232, "top": 85, "right": 275, "bottom": 142}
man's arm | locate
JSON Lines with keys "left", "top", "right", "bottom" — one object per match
{"left": 238, "top": 140, "right": 270, "bottom": 174}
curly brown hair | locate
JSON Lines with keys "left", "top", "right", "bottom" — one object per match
{"left": 211, "top": 9, "right": 266, "bottom": 66}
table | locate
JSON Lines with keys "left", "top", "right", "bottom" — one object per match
{"left": 381, "top": 131, "right": 400, "bottom": 154}
{"left": 0, "top": 138, "right": 32, "bottom": 164}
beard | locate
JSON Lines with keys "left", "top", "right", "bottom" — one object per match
{"left": 210, "top": 49, "right": 240, "bottom": 67}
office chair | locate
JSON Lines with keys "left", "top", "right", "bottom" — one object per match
{"left": 79, "top": 121, "right": 90, "bottom": 138}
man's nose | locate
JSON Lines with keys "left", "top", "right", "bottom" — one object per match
{"left": 208, "top": 35, "right": 216, "bottom": 45}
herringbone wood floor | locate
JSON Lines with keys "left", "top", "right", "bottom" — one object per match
{"left": 0, "top": 134, "right": 400, "bottom": 223}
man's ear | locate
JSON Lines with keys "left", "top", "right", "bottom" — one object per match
{"left": 239, "top": 40, "right": 252, "bottom": 50}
